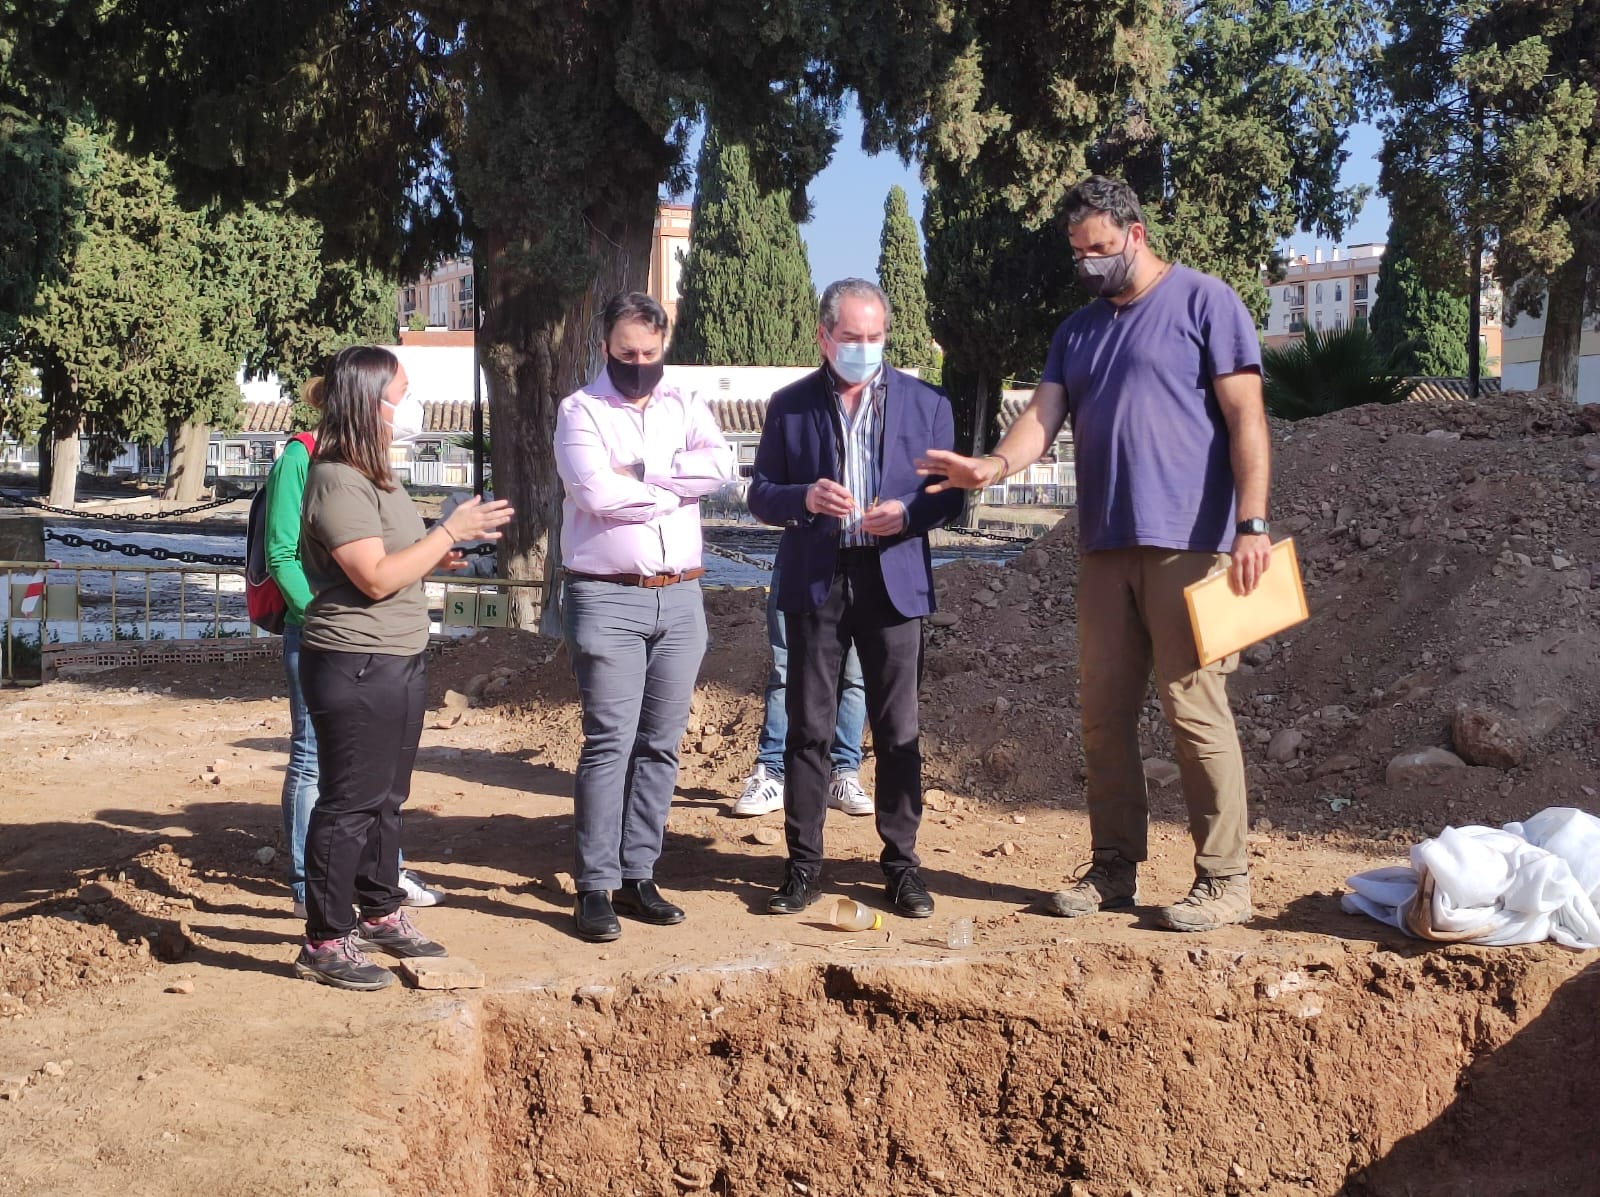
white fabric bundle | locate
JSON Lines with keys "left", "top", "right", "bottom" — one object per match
{"left": 1342, "top": 807, "right": 1600, "bottom": 950}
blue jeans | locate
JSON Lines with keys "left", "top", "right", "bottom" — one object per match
{"left": 563, "top": 578, "right": 708, "bottom": 892}
{"left": 281, "top": 623, "right": 320, "bottom": 905}
{"left": 757, "top": 567, "right": 865, "bottom": 776}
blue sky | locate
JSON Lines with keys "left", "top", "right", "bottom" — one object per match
{"left": 792, "top": 110, "right": 1392, "bottom": 288}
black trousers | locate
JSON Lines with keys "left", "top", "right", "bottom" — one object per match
{"left": 299, "top": 648, "right": 426, "bottom": 941}
{"left": 783, "top": 548, "right": 925, "bottom": 877}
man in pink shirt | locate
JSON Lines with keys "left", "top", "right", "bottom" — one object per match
{"left": 554, "top": 292, "right": 736, "bottom": 942}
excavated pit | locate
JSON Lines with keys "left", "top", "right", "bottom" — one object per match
{"left": 401, "top": 943, "right": 1598, "bottom": 1197}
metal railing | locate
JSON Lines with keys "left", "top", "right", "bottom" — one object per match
{"left": 1, "top": 559, "right": 544, "bottom": 684}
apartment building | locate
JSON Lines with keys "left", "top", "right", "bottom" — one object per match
{"left": 1261, "top": 243, "right": 1386, "bottom": 349}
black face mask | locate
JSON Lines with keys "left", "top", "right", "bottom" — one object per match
{"left": 606, "top": 354, "right": 664, "bottom": 400}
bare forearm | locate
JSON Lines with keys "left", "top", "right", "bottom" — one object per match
{"left": 991, "top": 382, "right": 1066, "bottom": 478}
{"left": 1229, "top": 412, "right": 1271, "bottom": 520}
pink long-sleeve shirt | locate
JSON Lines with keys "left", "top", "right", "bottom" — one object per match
{"left": 554, "top": 369, "right": 736, "bottom": 576}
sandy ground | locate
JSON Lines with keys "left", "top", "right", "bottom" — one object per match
{"left": 3, "top": 390, "right": 1600, "bottom": 1195}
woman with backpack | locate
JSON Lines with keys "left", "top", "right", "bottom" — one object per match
{"left": 292, "top": 345, "right": 512, "bottom": 990}
{"left": 262, "top": 378, "right": 448, "bottom": 919}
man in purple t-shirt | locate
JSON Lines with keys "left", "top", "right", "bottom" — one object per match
{"left": 917, "top": 175, "right": 1272, "bottom": 932}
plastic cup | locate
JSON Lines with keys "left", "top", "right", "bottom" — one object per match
{"left": 945, "top": 916, "right": 974, "bottom": 949}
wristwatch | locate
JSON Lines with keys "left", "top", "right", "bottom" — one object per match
{"left": 1236, "top": 518, "right": 1269, "bottom": 536}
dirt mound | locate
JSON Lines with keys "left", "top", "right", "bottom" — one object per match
{"left": 912, "top": 389, "right": 1600, "bottom": 842}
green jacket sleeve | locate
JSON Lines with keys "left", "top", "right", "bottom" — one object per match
{"left": 264, "top": 439, "right": 315, "bottom": 624}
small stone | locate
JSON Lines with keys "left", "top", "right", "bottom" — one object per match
{"left": 1267, "top": 729, "right": 1304, "bottom": 764}
{"left": 1451, "top": 705, "right": 1531, "bottom": 770}
{"left": 1386, "top": 747, "right": 1468, "bottom": 787}
{"left": 399, "top": 957, "right": 484, "bottom": 990}
{"left": 1142, "top": 758, "right": 1181, "bottom": 789}
{"left": 1000, "top": 841, "right": 1019, "bottom": 857}
{"left": 165, "top": 979, "right": 195, "bottom": 995}
{"left": 207, "top": 758, "right": 230, "bottom": 774}
{"left": 1010, "top": 813, "right": 1027, "bottom": 825}
{"left": 992, "top": 696, "right": 1010, "bottom": 715}
{"left": 39, "top": 1061, "right": 63, "bottom": 1078}
{"left": 697, "top": 733, "right": 723, "bottom": 755}
{"left": 1242, "top": 641, "right": 1274, "bottom": 668}
{"left": 1551, "top": 555, "right": 1573, "bottom": 571}
{"left": 751, "top": 826, "right": 783, "bottom": 846}
{"left": 1359, "top": 527, "right": 1382, "bottom": 549}
{"left": 924, "top": 788, "right": 950, "bottom": 812}
{"left": 1313, "top": 753, "right": 1362, "bottom": 778}
{"left": 1253, "top": 817, "right": 1274, "bottom": 834}
{"left": 442, "top": 688, "right": 471, "bottom": 711}
{"left": 553, "top": 871, "right": 577, "bottom": 896}
{"left": 254, "top": 846, "right": 276, "bottom": 866}
{"left": 928, "top": 611, "right": 960, "bottom": 628}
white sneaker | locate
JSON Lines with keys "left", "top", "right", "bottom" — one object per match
{"left": 732, "top": 765, "right": 784, "bottom": 817}
{"left": 827, "top": 771, "right": 873, "bottom": 816}
{"left": 399, "top": 869, "right": 444, "bottom": 907}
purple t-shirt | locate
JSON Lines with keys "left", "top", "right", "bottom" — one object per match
{"left": 1040, "top": 264, "right": 1261, "bottom": 555}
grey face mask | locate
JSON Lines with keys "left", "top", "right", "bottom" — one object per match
{"left": 1076, "top": 237, "right": 1137, "bottom": 298}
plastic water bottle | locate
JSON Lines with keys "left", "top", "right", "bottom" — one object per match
{"left": 831, "top": 898, "right": 882, "bottom": 932}
{"left": 945, "top": 916, "right": 974, "bottom": 949}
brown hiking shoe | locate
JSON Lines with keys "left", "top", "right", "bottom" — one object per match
{"left": 1045, "top": 851, "right": 1138, "bottom": 917}
{"left": 1157, "top": 874, "right": 1252, "bottom": 932}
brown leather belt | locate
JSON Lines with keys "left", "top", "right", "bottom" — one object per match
{"left": 565, "top": 567, "right": 705, "bottom": 588}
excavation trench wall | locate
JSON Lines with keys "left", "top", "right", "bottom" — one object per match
{"left": 396, "top": 944, "right": 1598, "bottom": 1197}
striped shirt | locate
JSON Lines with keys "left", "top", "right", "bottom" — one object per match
{"left": 830, "top": 370, "right": 887, "bottom": 548}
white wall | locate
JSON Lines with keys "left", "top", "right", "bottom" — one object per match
{"left": 1502, "top": 359, "right": 1600, "bottom": 405}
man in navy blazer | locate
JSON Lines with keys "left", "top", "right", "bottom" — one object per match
{"left": 747, "top": 278, "right": 963, "bottom": 918}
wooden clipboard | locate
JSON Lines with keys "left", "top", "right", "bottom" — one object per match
{"left": 1183, "top": 538, "right": 1309, "bottom": 667}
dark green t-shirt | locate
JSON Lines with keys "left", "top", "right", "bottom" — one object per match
{"left": 300, "top": 462, "right": 430, "bottom": 655}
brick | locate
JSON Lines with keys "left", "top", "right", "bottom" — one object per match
{"left": 399, "top": 957, "right": 485, "bottom": 990}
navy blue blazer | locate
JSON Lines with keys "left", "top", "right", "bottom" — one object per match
{"left": 748, "top": 366, "right": 963, "bottom": 617}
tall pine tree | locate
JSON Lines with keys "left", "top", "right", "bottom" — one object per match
{"left": 668, "top": 131, "right": 817, "bottom": 366}
{"left": 1369, "top": 218, "right": 1470, "bottom": 378}
{"left": 876, "top": 185, "right": 936, "bottom": 374}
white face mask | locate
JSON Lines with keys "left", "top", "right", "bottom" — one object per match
{"left": 824, "top": 332, "right": 885, "bottom": 385}
{"left": 385, "top": 390, "right": 425, "bottom": 445}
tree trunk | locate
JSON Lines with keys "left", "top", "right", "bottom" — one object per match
{"left": 48, "top": 424, "right": 80, "bottom": 507}
{"left": 1538, "top": 252, "right": 1588, "bottom": 401}
{"left": 162, "top": 419, "right": 211, "bottom": 503}
{"left": 480, "top": 203, "right": 655, "bottom": 634}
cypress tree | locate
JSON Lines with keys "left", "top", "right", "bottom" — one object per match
{"left": 1369, "top": 218, "right": 1470, "bottom": 378}
{"left": 876, "top": 185, "right": 936, "bottom": 374}
{"left": 669, "top": 130, "right": 817, "bottom": 366}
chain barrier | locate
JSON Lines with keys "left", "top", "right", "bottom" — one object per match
{"left": 950, "top": 525, "right": 1042, "bottom": 545}
{"left": 43, "top": 529, "right": 245, "bottom": 567}
{"left": 702, "top": 542, "right": 774, "bottom": 571}
{"left": 41, "top": 527, "right": 497, "bottom": 566}
{"left": 0, "top": 491, "right": 235, "bottom": 521}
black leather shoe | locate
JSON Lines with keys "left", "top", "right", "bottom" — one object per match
{"left": 887, "top": 869, "right": 935, "bottom": 918}
{"left": 612, "top": 879, "right": 685, "bottom": 926}
{"left": 573, "top": 889, "right": 621, "bottom": 942}
{"left": 766, "top": 864, "right": 822, "bottom": 915}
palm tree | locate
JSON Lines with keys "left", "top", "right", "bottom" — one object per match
{"left": 1263, "top": 326, "right": 1419, "bottom": 420}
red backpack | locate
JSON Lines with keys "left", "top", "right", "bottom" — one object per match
{"left": 245, "top": 432, "right": 317, "bottom": 635}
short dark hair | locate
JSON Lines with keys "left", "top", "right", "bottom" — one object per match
{"left": 1059, "top": 175, "right": 1144, "bottom": 232}
{"left": 601, "top": 291, "right": 669, "bottom": 341}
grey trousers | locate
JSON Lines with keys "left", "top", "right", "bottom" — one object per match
{"left": 563, "top": 577, "right": 708, "bottom": 892}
